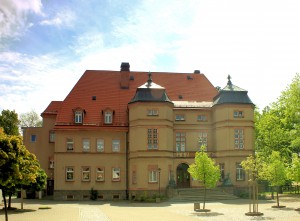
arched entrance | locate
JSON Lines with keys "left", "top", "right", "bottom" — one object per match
{"left": 176, "top": 163, "right": 190, "bottom": 188}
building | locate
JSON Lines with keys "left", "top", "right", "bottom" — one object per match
{"left": 22, "top": 62, "right": 254, "bottom": 200}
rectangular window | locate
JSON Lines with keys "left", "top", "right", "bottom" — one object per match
{"left": 82, "top": 139, "right": 90, "bottom": 152}
{"left": 234, "top": 129, "right": 244, "bottom": 149}
{"left": 199, "top": 132, "right": 208, "bottom": 148}
{"left": 236, "top": 163, "right": 245, "bottom": 181}
{"left": 132, "top": 170, "right": 137, "bottom": 184}
{"left": 104, "top": 112, "right": 112, "bottom": 124}
{"left": 96, "top": 139, "right": 104, "bottom": 152}
{"left": 147, "top": 109, "right": 159, "bottom": 116}
{"left": 197, "top": 115, "right": 207, "bottom": 121}
{"left": 49, "top": 131, "right": 55, "bottom": 143}
{"left": 31, "top": 134, "right": 36, "bottom": 142}
{"left": 219, "top": 163, "right": 225, "bottom": 181}
{"left": 49, "top": 157, "right": 54, "bottom": 169}
{"left": 147, "top": 129, "right": 158, "bottom": 149}
{"left": 175, "top": 114, "right": 185, "bottom": 121}
{"left": 67, "top": 138, "right": 74, "bottom": 151}
{"left": 82, "top": 167, "right": 90, "bottom": 181}
{"left": 96, "top": 167, "right": 105, "bottom": 181}
{"left": 66, "top": 167, "right": 74, "bottom": 181}
{"left": 176, "top": 132, "right": 186, "bottom": 152}
{"left": 148, "top": 170, "right": 158, "bottom": 183}
{"left": 112, "top": 139, "right": 120, "bottom": 152}
{"left": 234, "top": 111, "right": 244, "bottom": 118}
{"left": 75, "top": 111, "right": 83, "bottom": 123}
{"left": 112, "top": 168, "right": 120, "bottom": 181}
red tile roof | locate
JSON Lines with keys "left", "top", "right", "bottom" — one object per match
{"left": 50, "top": 70, "right": 218, "bottom": 128}
{"left": 42, "top": 101, "right": 62, "bottom": 116}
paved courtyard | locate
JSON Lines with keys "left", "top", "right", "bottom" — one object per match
{"left": 1, "top": 196, "right": 300, "bottom": 221}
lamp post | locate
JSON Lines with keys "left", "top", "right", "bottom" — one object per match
{"left": 158, "top": 168, "right": 161, "bottom": 197}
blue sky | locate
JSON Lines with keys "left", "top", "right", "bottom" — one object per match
{"left": 1, "top": 0, "right": 300, "bottom": 115}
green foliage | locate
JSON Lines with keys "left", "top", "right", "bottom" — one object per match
{"left": 188, "top": 146, "right": 220, "bottom": 188}
{"left": 287, "top": 153, "right": 300, "bottom": 184}
{"left": 261, "top": 151, "right": 287, "bottom": 187}
{"left": 90, "top": 188, "right": 98, "bottom": 200}
{"left": 255, "top": 74, "right": 300, "bottom": 158}
{"left": 0, "top": 109, "right": 20, "bottom": 136}
{"left": 19, "top": 110, "right": 42, "bottom": 127}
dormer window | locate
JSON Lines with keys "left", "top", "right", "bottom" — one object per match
{"left": 73, "top": 107, "right": 85, "bottom": 124}
{"left": 104, "top": 111, "right": 112, "bottom": 124}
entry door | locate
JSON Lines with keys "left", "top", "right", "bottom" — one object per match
{"left": 47, "top": 180, "right": 54, "bottom": 195}
{"left": 176, "top": 163, "right": 190, "bottom": 188}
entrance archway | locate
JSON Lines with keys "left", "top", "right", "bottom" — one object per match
{"left": 176, "top": 163, "right": 190, "bottom": 188}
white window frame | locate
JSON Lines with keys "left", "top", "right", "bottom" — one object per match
{"left": 104, "top": 111, "right": 112, "bottom": 124}
{"left": 96, "top": 139, "right": 104, "bottom": 152}
{"left": 49, "top": 130, "right": 55, "bottom": 143}
{"left": 147, "top": 129, "right": 158, "bottom": 149}
{"left": 75, "top": 111, "right": 83, "bottom": 123}
{"left": 219, "top": 163, "right": 225, "bottom": 181}
{"left": 236, "top": 163, "right": 245, "bottom": 181}
{"left": 82, "top": 167, "right": 90, "bottom": 181}
{"left": 199, "top": 132, "right": 208, "bottom": 148}
{"left": 67, "top": 138, "right": 74, "bottom": 151}
{"left": 175, "top": 114, "right": 185, "bottom": 121}
{"left": 197, "top": 115, "right": 207, "bottom": 121}
{"left": 112, "top": 139, "right": 120, "bottom": 152}
{"left": 176, "top": 132, "right": 186, "bottom": 152}
{"left": 96, "top": 167, "right": 105, "bottom": 181}
{"left": 148, "top": 170, "right": 158, "bottom": 183}
{"left": 147, "top": 109, "right": 159, "bottom": 116}
{"left": 82, "top": 139, "right": 90, "bottom": 152}
{"left": 234, "top": 111, "right": 244, "bottom": 118}
{"left": 234, "top": 129, "right": 244, "bottom": 149}
{"left": 112, "top": 168, "right": 120, "bottom": 181}
{"left": 66, "top": 167, "right": 74, "bottom": 181}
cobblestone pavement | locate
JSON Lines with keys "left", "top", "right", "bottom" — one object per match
{"left": 1, "top": 196, "right": 300, "bottom": 221}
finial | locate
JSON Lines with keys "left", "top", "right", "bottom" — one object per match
{"left": 227, "top": 75, "right": 232, "bottom": 86}
{"left": 147, "top": 72, "right": 152, "bottom": 87}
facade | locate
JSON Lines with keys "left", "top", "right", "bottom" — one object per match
{"left": 23, "top": 62, "right": 255, "bottom": 200}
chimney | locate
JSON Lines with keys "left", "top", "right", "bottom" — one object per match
{"left": 121, "top": 62, "right": 130, "bottom": 71}
{"left": 120, "top": 62, "right": 130, "bottom": 89}
{"left": 194, "top": 70, "right": 200, "bottom": 74}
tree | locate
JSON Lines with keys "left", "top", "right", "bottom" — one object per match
{"left": 0, "top": 109, "right": 19, "bottom": 135}
{"left": 241, "top": 154, "right": 264, "bottom": 216}
{"left": 261, "top": 151, "right": 287, "bottom": 208}
{"left": 188, "top": 146, "right": 220, "bottom": 210}
{"left": 19, "top": 110, "right": 42, "bottom": 127}
{"left": 287, "top": 153, "right": 300, "bottom": 211}
{"left": 255, "top": 74, "right": 300, "bottom": 158}
{"left": 0, "top": 129, "right": 46, "bottom": 221}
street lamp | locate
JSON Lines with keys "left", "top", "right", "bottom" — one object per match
{"left": 158, "top": 168, "right": 161, "bottom": 197}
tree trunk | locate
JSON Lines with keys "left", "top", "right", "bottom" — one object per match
{"left": 203, "top": 187, "right": 206, "bottom": 210}
{"left": 8, "top": 193, "right": 12, "bottom": 208}
{"left": 276, "top": 187, "right": 280, "bottom": 207}
{"left": 2, "top": 189, "right": 9, "bottom": 221}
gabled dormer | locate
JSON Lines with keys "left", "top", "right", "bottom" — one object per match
{"left": 73, "top": 107, "right": 85, "bottom": 124}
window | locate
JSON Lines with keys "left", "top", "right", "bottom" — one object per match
{"left": 236, "top": 163, "right": 245, "bottom": 181}
{"left": 234, "top": 129, "right": 244, "bottom": 149}
{"left": 149, "top": 170, "right": 158, "bottom": 183}
{"left": 199, "top": 132, "right": 208, "bottom": 148}
{"left": 96, "top": 139, "right": 104, "bottom": 152}
{"left": 112, "top": 168, "right": 120, "bottom": 181}
{"left": 49, "top": 131, "right": 55, "bottom": 143}
{"left": 197, "top": 115, "right": 207, "bottom": 121}
{"left": 66, "top": 138, "right": 74, "bottom": 151}
{"left": 75, "top": 111, "right": 83, "bottom": 123}
{"left": 132, "top": 170, "right": 137, "bottom": 184}
{"left": 82, "top": 139, "right": 90, "bottom": 152}
{"left": 147, "top": 109, "right": 159, "bottom": 116}
{"left": 104, "top": 112, "right": 112, "bottom": 124}
{"left": 112, "top": 139, "right": 120, "bottom": 152}
{"left": 175, "top": 114, "right": 185, "bottom": 121}
{"left": 147, "top": 129, "right": 158, "bottom": 149}
{"left": 176, "top": 132, "right": 185, "bottom": 152}
{"left": 219, "top": 163, "right": 225, "bottom": 181}
{"left": 96, "top": 167, "right": 105, "bottom": 181}
{"left": 82, "top": 167, "right": 90, "bottom": 181}
{"left": 66, "top": 167, "right": 74, "bottom": 181}
{"left": 234, "top": 111, "right": 244, "bottom": 118}
{"left": 49, "top": 157, "right": 54, "bottom": 169}
{"left": 31, "top": 134, "right": 36, "bottom": 142}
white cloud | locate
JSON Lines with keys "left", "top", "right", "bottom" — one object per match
{"left": 40, "top": 9, "right": 75, "bottom": 28}
{"left": 0, "top": 0, "right": 42, "bottom": 41}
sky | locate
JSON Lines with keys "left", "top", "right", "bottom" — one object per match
{"left": 1, "top": 0, "right": 300, "bottom": 116}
